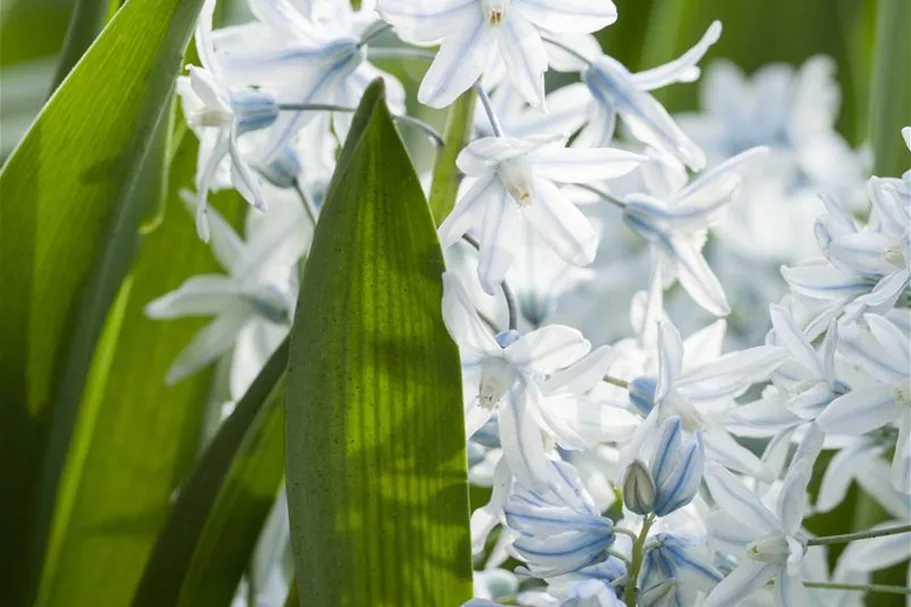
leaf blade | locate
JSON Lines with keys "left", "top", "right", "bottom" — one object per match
{"left": 285, "top": 80, "right": 472, "bottom": 606}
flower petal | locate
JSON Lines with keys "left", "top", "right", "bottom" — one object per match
{"left": 769, "top": 303, "right": 825, "bottom": 378}
{"left": 145, "top": 275, "right": 239, "bottom": 318}
{"left": 667, "top": 235, "right": 731, "bottom": 316}
{"left": 379, "top": 0, "right": 478, "bottom": 44}
{"left": 418, "top": 19, "right": 494, "bottom": 108}
{"left": 702, "top": 560, "right": 778, "bottom": 607}
{"left": 514, "top": 0, "right": 617, "bottom": 33}
{"left": 523, "top": 177, "right": 598, "bottom": 266}
{"left": 164, "top": 306, "right": 252, "bottom": 384}
{"left": 677, "top": 345, "right": 787, "bottom": 401}
{"left": 656, "top": 321, "right": 685, "bottom": 401}
{"left": 815, "top": 385, "right": 901, "bottom": 436}
{"left": 704, "top": 462, "right": 780, "bottom": 533}
{"left": 441, "top": 271, "right": 501, "bottom": 359}
{"left": 439, "top": 175, "right": 501, "bottom": 248}
{"left": 498, "top": 395, "right": 553, "bottom": 492}
{"left": 497, "top": 13, "right": 548, "bottom": 110}
{"left": 528, "top": 146, "right": 644, "bottom": 184}
{"left": 505, "top": 325, "right": 590, "bottom": 373}
{"left": 478, "top": 185, "right": 522, "bottom": 295}
{"left": 630, "top": 21, "right": 722, "bottom": 91}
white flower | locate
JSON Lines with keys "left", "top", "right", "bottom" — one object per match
{"left": 380, "top": 0, "right": 618, "bottom": 109}
{"left": 623, "top": 146, "right": 769, "bottom": 316}
{"left": 768, "top": 305, "right": 847, "bottom": 420}
{"left": 178, "top": 0, "right": 278, "bottom": 241}
{"left": 703, "top": 424, "right": 824, "bottom": 607}
{"left": 146, "top": 194, "right": 307, "bottom": 394}
{"left": 548, "top": 21, "right": 722, "bottom": 169}
{"left": 816, "top": 313, "right": 911, "bottom": 492}
{"left": 441, "top": 272, "right": 591, "bottom": 490}
{"left": 439, "top": 135, "right": 643, "bottom": 294}
{"left": 214, "top": 0, "right": 405, "bottom": 162}
{"left": 624, "top": 320, "right": 788, "bottom": 481}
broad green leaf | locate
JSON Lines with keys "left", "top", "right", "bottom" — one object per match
{"left": 285, "top": 80, "right": 472, "bottom": 606}
{"left": 869, "top": 0, "right": 910, "bottom": 176}
{"left": 428, "top": 89, "right": 477, "bottom": 226}
{"left": 0, "top": 0, "right": 207, "bottom": 600}
{"left": 35, "top": 137, "right": 244, "bottom": 607}
{"left": 132, "top": 341, "right": 288, "bottom": 607}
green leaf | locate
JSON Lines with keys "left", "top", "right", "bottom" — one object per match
{"left": 50, "top": 0, "right": 109, "bottom": 90}
{"left": 869, "top": 0, "right": 910, "bottom": 176}
{"left": 35, "top": 137, "right": 244, "bottom": 607}
{"left": 428, "top": 89, "right": 476, "bottom": 226}
{"left": 285, "top": 79, "right": 472, "bottom": 606}
{"left": 0, "top": 0, "right": 207, "bottom": 601}
{"left": 132, "top": 341, "right": 288, "bottom": 607}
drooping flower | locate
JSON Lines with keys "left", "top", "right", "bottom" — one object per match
{"left": 439, "top": 135, "right": 644, "bottom": 294}
{"left": 622, "top": 146, "right": 769, "bottom": 316}
{"left": 703, "top": 424, "right": 824, "bottom": 607}
{"left": 380, "top": 0, "right": 618, "bottom": 109}
{"left": 815, "top": 313, "right": 911, "bottom": 492}
{"left": 547, "top": 21, "right": 722, "bottom": 169}
{"left": 178, "top": 0, "right": 279, "bottom": 241}
{"left": 442, "top": 272, "right": 591, "bottom": 489}
{"left": 146, "top": 193, "right": 307, "bottom": 393}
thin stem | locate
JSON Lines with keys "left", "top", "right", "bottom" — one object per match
{"left": 614, "top": 527, "right": 639, "bottom": 540}
{"left": 624, "top": 515, "right": 655, "bottom": 607}
{"left": 474, "top": 84, "right": 503, "bottom": 137}
{"left": 368, "top": 47, "right": 436, "bottom": 62}
{"left": 461, "top": 234, "right": 518, "bottom": 332}
{"left": 276, "top": 103, "right": 444, "bottom": 147}
{"left": 291, "top": 179, "right": 319, "bottom": 227}
{"left": 806, "top": 524, "right": 911, "bottom": 546}
{"left": 541, "top": 36, "right": 593, "bottom": 68}
{"left": 606, "top": 549, "right": 631, "bottom": 565}
{"left": 357, "top": 22, "right": 393, "bottom": 49}
{"left": 604, "top": 375, "right": 629, "bottom": 390}
{"left": 804, "top": 581, "right": 911, "bottom": 596}
{"left": 575, "top": 183, "right": 626, "bottom": 209}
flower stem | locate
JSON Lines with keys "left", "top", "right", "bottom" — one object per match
{"left": 574, "top": 183, "right": 626, "bottom": 209}
{"left": 806, "top": 524, "right": 911, "bottom": 546}
{"left": 804, "top": 581, "right": 911, "bottom": 596}
{"left": 475, "top": 84, "right": 503, "bottom": 137}
{"left": 461, "top": 234, "right": 519, "bottom": 331}
{"left": 541, "top": 36, "right": 593, "bottom": 68}
{"left": 291, "top": 179, "right": 319, "bottom": 226}
{"left": 623, "top": 515, "right": 655, "bottom": 607}
{"left": 276, "top": 104, "right": 445, "bottom": 147}
{"left": 604, "top": 375, "right": 629, "bottom": 389}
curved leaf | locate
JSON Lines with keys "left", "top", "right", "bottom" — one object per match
{"left": 0, "top": 0, "right": 207, "bottom": 600}
{"left": 132, "top": 340, "right": 288, "bottom": 607}
{"left": 285, "top": 80, "right": 472, "bottom": 606}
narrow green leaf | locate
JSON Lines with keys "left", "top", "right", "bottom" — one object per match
{"left": 0, "top": 0, "right": 207, "bottom": 600}
{"left": 428, "top": 89, "right": 477, "bottom": 226}
{"left": 869, "top": 0, "right": 911, "bottom": 176}
{"left": 132, "top": 341, "right": 288, "bottom": 607}
{"left": 50, "top": 0, "right": 109, "bottom": 90}
{"left": 35, "top": 137, "right": 243, "bottom": 607}
{"left": 285, "top": 80, "right": 472, "bottom": 606}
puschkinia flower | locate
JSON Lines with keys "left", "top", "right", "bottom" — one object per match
{"left": 146, "top": 194, "right": 306, "bottom": 390}
{"left": 379, "top": 0, "right": 618, "bottom": 109}
{"left": 441, "top": 272, "right": 591, "bottom": 489}
{"left": 622, "top": 415, "right": 704, "bottom": 517}
{"left": 549, "top": 21, "right": 722, "bottom": 169}
{"left": 623, "top": 146, "right": 769, "bottom": 316}
{"left": 179, "top": 0, "right": 277, "bottom": 241}
{"left": 640, "top": 533, "right": 722, "bottom": 606}
{"left": 703, "top": 424, "right": 823, "bottom": 607}
{"left": 439, "top": 136, "right": 644, "bottom": 294}
{"left": 504, "top": 460, "right": 615, "bottom": 578}
{"left": 768, "top": 305, "right": 847, "bottom": 420}
{"left": 816, "top": 314, "right": 911, "bottom": 492}
{"left": 625, "top": 320, "right": 788, "bottom": 480}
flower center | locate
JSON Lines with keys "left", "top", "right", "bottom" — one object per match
{"left": 497, "top": 156, "right": 535, "bottom": 207}
{"left": 746, "top": 535, "right": 790, "bottom": 564}
{"left": 479, "top": 358, "right": 517, "bottom": 409}
{"left": 192, "top": 107, "right": 234, "bottom": 128}
{"left": 894, "top": 380, "right": 911, "bottom": 406}
{"left": 883, "top": 243, "right": 906, "bottom": 268}
{"left": 482, "top": 0, "right": 508, "bottom": 24}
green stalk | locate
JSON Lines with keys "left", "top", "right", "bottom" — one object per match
{"left": 869, "top": 0, "right": 911, "bottom": 176}
{"left": 624, "top": 515, "right": 655, "bottom": 606}
{"left": 428, "top": 89, "right": 477, "bottom": 226}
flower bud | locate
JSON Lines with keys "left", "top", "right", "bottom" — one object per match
{"left": 639, "top": 580, "right": 677, "bottom": 607}
{"left": 623, "top": 460, "right": 655, "bottom": 515}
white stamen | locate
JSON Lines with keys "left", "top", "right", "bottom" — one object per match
{"left": 479, "top": 358, "right": 517, "bottom": 409}
{"left": 482, "top": 0, "right": 508, "bottom": 24}
{"left": 497, "top": 156, "right": 535, "bottom": 207}
{"left": 747, "top": 535, "right": 790, "bottom": 564}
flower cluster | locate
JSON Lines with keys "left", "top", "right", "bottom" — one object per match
{"left": 149, "top": 1, "right": 910, "bottom": 605}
